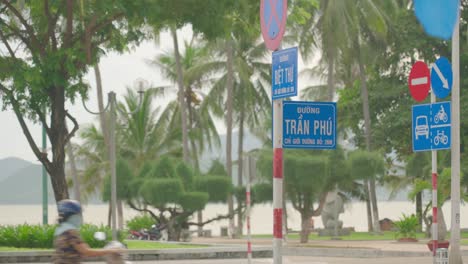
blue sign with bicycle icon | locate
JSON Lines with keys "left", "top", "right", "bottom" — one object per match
{"left": 412, "top": 101, "right": 451, "bottom": 152}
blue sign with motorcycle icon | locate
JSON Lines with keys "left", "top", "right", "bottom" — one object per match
{"left": 412, "top": 101, "right": 451, "bottom": 152}
{"left": 431, "top": 101, "right": 451, "bottom": 150}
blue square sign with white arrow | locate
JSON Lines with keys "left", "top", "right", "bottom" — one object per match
{"left": 431, "top": 56, "right": 452, "bottom": 99}
{"left": 412, "top": 101, "right": 451, "bottom": 152}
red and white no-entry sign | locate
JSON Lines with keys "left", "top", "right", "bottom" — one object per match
{"left": 408, "top": 61, "right": 430, "bottom": 101}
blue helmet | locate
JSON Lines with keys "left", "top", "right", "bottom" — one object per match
{"left": 57, "top": 199, "right": 82, "bottom": 219}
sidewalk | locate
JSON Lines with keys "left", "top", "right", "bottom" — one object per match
{"left": 192, "top": 236, "right": 468, "bottom": 257}
{"left": 2, "top": 237, "right": 467, "bottom": 263}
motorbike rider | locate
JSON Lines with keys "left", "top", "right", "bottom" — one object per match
{"left": 53, "top": 199, "right": 124, "bottom": 263}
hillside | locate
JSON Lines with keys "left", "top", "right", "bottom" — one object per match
{"left": 0, "top": 157, "right": 32, "bottom": 182}
{"left": 0, "top": 163, "right": 55, "bottom": 204}
{"left": 0, "top": 131, "right": 410, "bottom": 204}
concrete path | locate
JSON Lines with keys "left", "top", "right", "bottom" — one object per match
{"left": 20, "top": 256, "right": 468, "bottom": 264}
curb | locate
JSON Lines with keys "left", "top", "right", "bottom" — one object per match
{"left": 2, "top": 246, "right": 468, "bottom": 262}
{"left": 0, "top": 247, "right": 273, "bottom": 263}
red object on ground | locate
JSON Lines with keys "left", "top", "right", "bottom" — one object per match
{"left": 408, "top": 61, "right": 431, "bottom": 101}
{"left": 427, "top": 240, "right": 450, "bottom": 252}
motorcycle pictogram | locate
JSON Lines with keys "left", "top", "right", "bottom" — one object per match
{"left": 434, "top": 105, "right": 448, "bottom": 124}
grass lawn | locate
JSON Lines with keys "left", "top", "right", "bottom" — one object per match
{"left": 252, "top": 231, "right": 427, "bottom": 241}
{"left": 124, "top": 240, "right": 206, "bottom": 249}
{"left": 0, "top": 240, "right": 206, "bottom": 252}
{"left": 0, "top": 247, "right": 50, "bottom": 251}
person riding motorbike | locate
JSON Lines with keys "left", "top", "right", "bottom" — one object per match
{"left": 53, "top": 199, "right": 124, "bottom": 264}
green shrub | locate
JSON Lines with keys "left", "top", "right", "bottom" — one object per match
{"left": 394, "top": 214, "right": 420, "bottom": 240}
{"left": 126, "top": 214, "right": 154, "bottom": 231}
{"left": 0, "top": 223, "right": 122, "bottom": 249}
{"left": 0, "top": 224, "right": 55, "bottom": 248}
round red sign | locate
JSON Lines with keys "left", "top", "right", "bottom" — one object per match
{"left": 260, "top": 0, "right": 288, "bottom": 51}
{"left": 408, "top": 61, "right": 430, "bottom": 102}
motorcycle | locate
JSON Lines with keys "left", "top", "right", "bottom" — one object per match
{"left": 94, "top": 232, "right": 132, "bottom": 264}
{"left": 128, "top": 229, "right": 147, "bottom": 240}
{"left": 129, "top": 224, "right": 168, "bottom": 241}
{"left": 148, "top": 224, "right": 168, "bottom": 241}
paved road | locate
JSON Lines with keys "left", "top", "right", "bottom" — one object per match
{"left": 23, "top": 256, "right": 466, "bottom": 264}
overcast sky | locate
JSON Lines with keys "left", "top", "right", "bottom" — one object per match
{"left": 0, "top": 27, "right": 316, "bottom": 164}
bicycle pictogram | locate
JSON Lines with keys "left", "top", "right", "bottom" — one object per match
{"left": 433, "top": 130, "right": 448, "bottom": 146}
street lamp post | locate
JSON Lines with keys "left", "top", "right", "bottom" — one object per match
{"left": 42, "top": 121, "right": 48, "bottom": 225}
{"left": 82, "top": 83, "right": 144, "bottom": 240}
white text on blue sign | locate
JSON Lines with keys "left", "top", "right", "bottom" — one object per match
{"left": 272, "top": 47, "right": 298, "bottom": 100}
{"left": 282, "top": 101, "right": 336, "bottom": 149}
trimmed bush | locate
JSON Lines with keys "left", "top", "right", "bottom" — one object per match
{"left": 126, "top": 214, "right": 154, "bottom": 231}
{"left": 0, "top": 223, "right": 121, "bottom": 249}
{"left": 0, "top": 224, "right": 55, "bottom": 248}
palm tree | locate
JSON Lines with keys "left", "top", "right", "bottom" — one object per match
{"left": 149, "top": 40, "right": 221, "bottom": 168}
{"left": 191, "top": 35, "right": 271, "bottom": 235}
{"left": 305, "top": 0, "right": 399, "bottom": 232}
{"left": 117, "top": 87, "right": 181, "bottom": 169}
{"left": 149, "top": 40, "right": 222, "bottom": 235}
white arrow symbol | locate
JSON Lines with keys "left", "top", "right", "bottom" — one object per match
{"left": 432, "top": 63, "right": 449, "bottom": 89}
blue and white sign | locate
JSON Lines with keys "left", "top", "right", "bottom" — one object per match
{"left": 412, "top": 101, "right": 451, "bottom": 152}
{"left": 431, "top": 101, "right": 451, "bottom": 150}
{"left": 283, "top": 101, "right": 336, "bottom": 149}
{"left": 412, "top": 103, "right": 431, "bottom": 152}
{"left": 431, "top": 57, "right": 452, "bottom": 99}
{"left": 272, "top": 47, "right": 298, "bottom": 100}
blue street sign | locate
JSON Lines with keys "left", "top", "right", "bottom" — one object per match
{"left": 431, "top": 101, "right": 451, "bottom": 150}
{"left": 414, "top": 0, "right": 459, "bottom": 40}
{"left": 412, "top": 102, "right": 451, "bottom": 152}
{"left": 412, "top": 104, "right": 431, "bottom": 152}
{"left": 431, "top": 57, "right": 452, "bottom": 99}
{"left": 283, "top": 101, "right": 336, "bottom": 149}
{"left": 272, "top": 47, "right": 297, "bottom": 100}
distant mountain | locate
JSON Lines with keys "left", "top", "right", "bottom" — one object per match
{"left": 0, "top": 131, "right": 410, "bottom": 204}
{"left": 0, "top": 157, "right": 33, "bottom": 182}
{"left": 0, "top": 162, "right": 55, "bottom": 204}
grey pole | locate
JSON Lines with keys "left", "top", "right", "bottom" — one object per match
{"left": 449, "top": 10, "right": 462, "bottom": 264}
{"left": 109, "top": 92, "right": 118, "bottom": 241}
{"left": 42, "top": 122, "right": 48, "bottom": 225}
{"left": 82, "top": 84, "right": 144, "bottom": 241}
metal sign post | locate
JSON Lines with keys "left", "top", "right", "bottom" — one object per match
{"left": 431, "top": 92, "right": 438, "bottom": 259}
{"left": 273, "top": 99, "right": 283, "bottom": 264}
{"left": 449, "top": 12, "right": 462, "bottom": 264}
{"left": 261, "top": 1, "right": 288, "bottom": 263}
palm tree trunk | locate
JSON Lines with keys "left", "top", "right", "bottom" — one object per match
{"left": 171, "top": 26, "right": 190, "bottom": 164}
{"left": 94, "top": 64, "right": 109, "bottom": 146}
{"left": 364, "top": 179, "right": 373, "bottom": 232}
{"left": 416, "top": 192, "right": 423, "bottom": 232}
{"left": 225, "top": 39, "right": 235, "bottom": 238}
{"left": 236, "top": 103, "right": 245, "bottom": 237}
{"left": 327, "top": 46, "right": 335, "bottom": 102}
{"left": 94, "top": 64, "right": 114, "bottom": 225}
{"left": 117, "top": 200, "right": 124, "bottom": 230}
{"left": 357, "top": 45, "right": 380, "bottom": 233}
{"left": 437, "top": 206, "right": 447, "bottom": 241}
{"left": 66, "top": 144, "right": 81, "bottom": 203}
